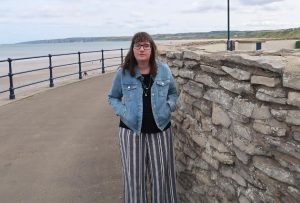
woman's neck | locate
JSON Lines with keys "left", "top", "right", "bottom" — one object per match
{"left": 138, "top": 61, "right": 150, "bottom": 74}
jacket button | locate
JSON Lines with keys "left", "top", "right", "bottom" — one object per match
{"left": 162, "top": 82, "right": 164, "bottom": 85}
{"left": 128, "top": 86, "right": 130, "bottom": 89}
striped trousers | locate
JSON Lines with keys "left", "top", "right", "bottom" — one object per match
{"left": 118, "top": 126, "right": 177, "bottom": 203}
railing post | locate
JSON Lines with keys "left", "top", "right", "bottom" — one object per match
{"left": 78, "top": 52, "right": 82, "bottom": 79}
{"left": 8, "top": 58, "right": 15, "bottom": 99}
{"left": 101, "top": 49, "right": 105, "bottom": 74}
{"left": 121, "top": 48, "right": 124, "bottom": 65}
{"left": 48, "top": 54, "right": 54, "bottom": 87}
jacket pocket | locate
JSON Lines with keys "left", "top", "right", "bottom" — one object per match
{"left": 122, "top": 84, "right": 138, "bottom": 101}
{"left": 156, "top": 79, "right": 170, "bottom": 97}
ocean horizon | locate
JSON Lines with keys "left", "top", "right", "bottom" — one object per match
{"left": 0, "top": 41, "right": 131, "bottom": 60}
{"left": 0, "top": 40, "right": 174, "bottom": 60}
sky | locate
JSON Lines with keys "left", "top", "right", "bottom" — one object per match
{"left": 0, "top": 0, "right": 299, "bottom": 44}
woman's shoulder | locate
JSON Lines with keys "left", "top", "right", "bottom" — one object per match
{"left": 115, "top": 66, "right": 129, "bottom": 75}
{"left": 114, "top": 66, "right": 126, "bottom": 80}
{"left": 156, "top": 60, "right": 172, "bottom": 78}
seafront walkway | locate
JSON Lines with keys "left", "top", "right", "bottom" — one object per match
{"left": 0, "top": 71, "right": 123, "bottom": 202}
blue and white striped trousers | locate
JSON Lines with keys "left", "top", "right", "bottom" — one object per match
{"left": 118, "top": 126, "right": 178, "bottom": 203}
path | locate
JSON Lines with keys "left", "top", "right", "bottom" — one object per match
{"left": 0, "top": 72, "right": 123, "bottom": 203}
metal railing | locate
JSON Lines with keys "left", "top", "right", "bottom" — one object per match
{"left": 0, "top": 48, "right": 128, "bottom": 99}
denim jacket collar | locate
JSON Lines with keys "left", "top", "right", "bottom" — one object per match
{"left": 134, "top": 59, "right": 159, "bottom": 81}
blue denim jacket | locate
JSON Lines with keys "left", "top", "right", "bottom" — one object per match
{"left": 107, "top": 60, "right": 178, "bottom": 136}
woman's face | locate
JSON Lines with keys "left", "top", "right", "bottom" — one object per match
{"left": 133, "top": 41, "right": 151, "bottom": 64}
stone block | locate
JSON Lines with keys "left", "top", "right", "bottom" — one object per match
{"left": 178, "top": 69, "right": 194, "bottom": 79}
{"left": 239, "top": 195, "right": 251, "bottom": 203}
{"left": 190, "top": 132, "right": 208, "bottom": 148}
{"left": 232, "top": 146, "right": 250, "bottom": 165}
{"left": 287, "top": 92, "right": 300, "bottom": 108}
{"left": 212, "top": 103, "right": 231, "bottom": 128}
{"left": 291, "top": 126, "right": 300, "bottom": 142}
{"left": 286, "top": 110, "right": 300, "bottom": 125}
{"left": 287, "top": 186, "right": 300, "bottom": 200}
{"left": 264, "top": 136, "right": 300, "bottom": 159}
{"left": 221, "top": 66, "right": 251, "bottom": 81}
{"left": 256, "top": 92, "right": 287, "bottom": 104}
{"left": 283, "top": 56, "right": 300, "bottom": 90}
{"left": 225, "top": 54, "right": 287, "bottom": 73}
{"left": 201, "top": 117, "right": 213, "bottom": 132}
{"left": 196, "top": 170, "right": 213, "bottom": 186}
{"left": 201, "top": 151, "right": 219, "bottom": 169}
{"left": 251, "top": 105, "right": 271, "bottom": 120}
{"left": 256, "top": 87, "right": 287, "bottom": 104}
{"left": 219, "top": 79, "right": 253, "bottom": 95}
{"left": 252, "top": 156, "right": 296, "bottom": 186}
{"left": 184, "top": 60, "right": 199, "bottom": 69}
{"left": 201, "top": 64, "right": 226, "bottom": 75}
{"left": 231, "top": 97, "right": 255, "bottom": 118}
{"left": 183, "top": 50, "right": 201, "bottom": 60}
{"left": 192, "top": 100, "right": 212, "bottom": 116}
{"left": 173, "top": 59, "right": 183, "bottom": 67}
{"left": 253, "top": 119, "right": 288, "bottom": 137}
{"left": 231, "top": 121, "right": 252, "bottom": 141}
{"left": 216, "top": 177, "right": 236, "bottom": 200}
{"left": 176, "top": 77, "right": 188, "bottom": 85}
{"left": 233, "top": 135, "right": 270, "bottom": 156}
{"left": 203, "top": 89, "right": 233, "bottom": 110}
{"left": 208, "top": 135, "right": 230, "bottom": 153}
{"left": 193, "top": 157, "right": 210, "bottom": 170}
{"left": 273, "top": 151, "right": 300, "bottom": 173}
{"left": 270, "top": 109, "right": 287, "bottom": 121}
{"left": 251, "top": 75, "right": 280, "bottom": 87}
{"left": 174, "top": 52, "right": 183, "bottom": 60}
{"left": 194, "top": 73, "right": 218, "bottom": 88}
{"left": 228, "top": 110, "right": 250, "bottom": 123}
{"left": 212, "top": 150, "right": 235, "bottom": 165}
{"left": 283, "top": 71, "right": 300, "bottom": 90}
{"left": 220, "top": 167, "right": 247, "bottom": 187}
{"left": 166, "top": 51, "right": 175, "bottom": 59}
{"left": 183, "top": 81, "right": 204, "bottom": 99}
{"left": 257, "top": 86, "right": 286, "bottom": 98}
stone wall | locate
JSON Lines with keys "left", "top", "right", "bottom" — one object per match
{"left": 159, "top": 48, "right": 300, "bottom": 203}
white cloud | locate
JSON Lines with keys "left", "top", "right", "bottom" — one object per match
{"left": 0, "top": 0, "right": 299, "bottom": 43}
{"left": 239, "top": 0, "right": 284, "bottom": 5}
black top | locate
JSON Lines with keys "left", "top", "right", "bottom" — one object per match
{"left": 119, "top": 73, "right": 171, "bottom": 133}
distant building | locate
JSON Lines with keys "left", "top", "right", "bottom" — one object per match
{"left": 235, "top": 40, "right": 265, "bottom": 51}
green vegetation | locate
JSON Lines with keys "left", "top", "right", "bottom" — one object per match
{"left": 17, "top": 27, "right": 300, "bottom": 44}
{"left": 233, "top": 27, "right": 300, "bottom": 39}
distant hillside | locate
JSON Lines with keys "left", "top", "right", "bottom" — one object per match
{"left": 17, "top": 27, "right": 300, "bottom": 44}
{"left": 231, "top": 27, "right": 300, "bottom": 39}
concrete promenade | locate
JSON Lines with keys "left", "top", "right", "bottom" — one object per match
{"left": 0, "top": 72, "right": 123, "bottom": 203}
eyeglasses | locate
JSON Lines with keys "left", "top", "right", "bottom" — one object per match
{"left": 133, "top": 43, "right": 151, "bottom": 50}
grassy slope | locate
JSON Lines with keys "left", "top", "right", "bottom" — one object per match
{"left": 232, "top": 27, "right": 300, "bottom": 39}
{"left": 17, "top": 27, "right": 300, "bottom": 44}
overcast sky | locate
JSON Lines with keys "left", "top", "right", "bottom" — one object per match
{"left": 0, "top": 0, "right": 299, "bottom": 44}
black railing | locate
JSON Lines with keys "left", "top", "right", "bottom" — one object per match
{"left": 0, "top": 48, "right": 128, "bottom": 100}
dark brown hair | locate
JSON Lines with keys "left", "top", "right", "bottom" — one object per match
{"left": 121, "top": 32, "right": 158, "bottom": 77}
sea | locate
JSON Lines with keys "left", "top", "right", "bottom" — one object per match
{"left": 0, "top": 40, "right": 175, "bottom": 98}
{"left": 0, "top": 40, "right": 173, "bottom": 60}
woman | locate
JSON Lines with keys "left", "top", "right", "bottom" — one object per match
{"left": 107, "top": 32, "right": 178, "bottom": 203}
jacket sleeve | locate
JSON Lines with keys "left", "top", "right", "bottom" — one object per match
{"left": 107, "top": 68, "right": 126, "bottom": 117}
{"left": 165, "top": 64, "right": 178, "bottom": 112}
